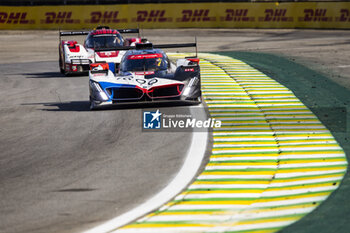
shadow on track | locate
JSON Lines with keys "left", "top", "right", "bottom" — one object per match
{"left": 22, "top": 101, "right": 200, "bottom": 112}
{"left": 24, "top": 72, "right": 87, "bottom": 78}
{"left": 22, "top": 101, "right": 90, "bottom": 112}
{"left": 24, "top": 72, "right": 63, "bottom": 78}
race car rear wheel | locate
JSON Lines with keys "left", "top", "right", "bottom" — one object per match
{"left": 59, "top": 56, "right": 65, "bottom": 74}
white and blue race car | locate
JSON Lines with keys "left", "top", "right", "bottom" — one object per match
{"left": 88, "top": 43, "right": 201, "bottom": 110}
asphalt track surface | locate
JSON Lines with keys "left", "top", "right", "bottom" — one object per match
{"left": 0, "top": 60, "right": 195, "bottom": 233}
{"left": 1, "top": 29, "right": 350, "bottom": 233}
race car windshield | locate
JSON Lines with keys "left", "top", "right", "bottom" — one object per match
{"left": 121, "top": 54, "right": 168, "bottom": 72}
{"left": 86, "top": 35, "right": 123, "bottom": 48}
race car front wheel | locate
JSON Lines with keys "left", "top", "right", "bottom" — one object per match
{"left": 89, "top": 97, "right": 97, "bottom": 111}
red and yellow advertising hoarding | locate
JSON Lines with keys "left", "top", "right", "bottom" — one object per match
{"left": 0, "top": 2, "right": 349, "bottom": 30}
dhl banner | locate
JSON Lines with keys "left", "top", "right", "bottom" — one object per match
{"left": 0, "top": 2, "right": 350, "bottom": 30}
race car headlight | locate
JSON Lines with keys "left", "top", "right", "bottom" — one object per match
{"left": 183, "top": 86, "right": 192, "bottom": 96}
{"left": 99, "top": 92, "right": 109, "bottom": 101}
{"left": 187, "top": 77, "right": 199, "bottom": 87}
{"left": 90, "top": 81, "right": 102, "bottom": 92}
{"left": 183, "top": 76, "right": 199, "bottom": 96}
{"left": 90, "top": 81, "right": 109, "bottom": 101}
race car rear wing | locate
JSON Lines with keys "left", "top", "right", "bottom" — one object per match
{"left": 118, "top": 29, "right": 140, "bottom": 34}
{"left": 94, "top": 43, "right": 196, "bottom": 51}
{"left": 156, "top": 42, "right": 198, "bottom": 59}
{"left": 59, "top": 31, "right": 90, "bottom": 37}
{"left": 59, "top": 28, "right": 140, "bottom": 40}
{"left": 94, "top": 41, "right": 198, "bottom": 57}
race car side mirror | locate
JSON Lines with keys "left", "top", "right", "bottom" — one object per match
{"left": 176, "top": 59, "right": 187, "bottom": 67}
{"left": 176, "top": 58, "right": 199, "bottom": 67}
{"left": 187, "top": 58, "right": 200, "bottom": 65}
{"left": 90, "top": 63, "right": 109, "bottom": 70}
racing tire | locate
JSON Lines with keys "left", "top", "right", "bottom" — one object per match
{"left": 59, "top": 55, "right": 70, "bottom": 76}
{"left": 89, "top": 98, "right": 97, "bottom": 111}
{"left": 59, "top": 57, "right": 65, "bottom": 74}
{"left": 193, "top": 96, "right": 202, "bottom": 105}
{"left": 58, "top": 49, "right": 66, "bottom": 75}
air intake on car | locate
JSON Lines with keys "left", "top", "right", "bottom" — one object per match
{"left": 148, "top": 84, "right": 184, "bottom": 98}
{"left": 106, "top": 87, "right": 144, "bottom": 100}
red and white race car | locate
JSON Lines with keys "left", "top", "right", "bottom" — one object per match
{"left": 59, "top": 26, "right": 145, "bottom": 76}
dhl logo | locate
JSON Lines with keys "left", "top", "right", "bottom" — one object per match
{"left": 41, "top": 12, "right": 80, "bottom": 24}
{"left": 0, "top": 12, "right": 33, "bottom": 24}
{"left": 85, "top": 11, "right": 127, "bottom": 24}
{"left": 132, "top": 10, "right": 172, "bottom": 22}
{"left": 336, "top": 9, "right": 350, "bottom": 22}
{"left": 259, "top": 9, "right": 293, "bottom": 22}
{"left": 221, "top": 9, "right": 254, "bottom": 22}
{"left": 1, "top": 4, "right": 350, "bottom": 29}
{"left": 176, "top": 9, "right": 216, "bottom": 22}
{"left": 300, "top": 9, "right": 332, "bottom": 22}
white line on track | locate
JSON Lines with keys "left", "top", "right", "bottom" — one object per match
{"left": 83, "top": 104, "right": 209, "bottom": 233}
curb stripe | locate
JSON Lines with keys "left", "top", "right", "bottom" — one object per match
{"left": 113, "top": 53, "right": 347, "bottom": 233}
